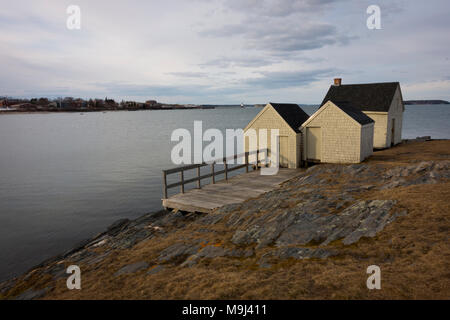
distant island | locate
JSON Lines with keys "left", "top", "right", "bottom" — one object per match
{"left": 404, "top": 100, "right": 449, "bottom": 105}
{"left": 0, "top": 97, "right": 219, "bottom": 113}
{"left": 0, "top": 97, "right": 265, "bottom": 113}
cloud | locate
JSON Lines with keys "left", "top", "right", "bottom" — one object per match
{"left": 199, "top": 56, "right": 277, "bottom": 68}
{"left": 200, "top": 22, "right": 342, "bottom": 51}
{"left": 92, "top": 82, "right": 211, "bottom": 98}
{"left": 223, "top": 0, "right": 339, "bottom": 17}
{"left": 197, "top": 1, "right": 355, "bottom": 60}
{"left": 167, "top": 71, "right": 210, "bottom": 78}
{"left": 88, "top": 67, "right": 334, "bottom": 101}
{"left": 243, "top": 68, "right": 336, "bottom": 89}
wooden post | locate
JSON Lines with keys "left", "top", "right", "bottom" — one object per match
{"left": 211, "top": 163, "right": 215, "bottom": 184}
{"left": 197, "top": 166, "right": 201, "bottom": 189}
{"left": 224, "top": 159, "right": 228, "bottom": 180}
{"left": 255, "top": 150, "right": 259, "bottom": 170}
{"left": 162, "top": 171, "right": 168, "bottom": 199}
{"left": 180, "top": 170, "right": 185, "bottom": 193}
{"left": 245, "top": 152, "right": 249, "bottom": 173}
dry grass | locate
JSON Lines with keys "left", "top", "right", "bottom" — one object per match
{"left": 368, "top": 139, "right": 450, "bottom": 164}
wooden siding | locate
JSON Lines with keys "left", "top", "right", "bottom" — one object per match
{"left": 244, "top": 104, "right": 300, "bottom": 168}
{"left": 364, "top": 85, "right": 404, "bottom": 148}
{"left": 302, "top": 102, "right": 373, "bottom": 163}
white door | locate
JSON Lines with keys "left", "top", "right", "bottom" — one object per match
{"left": 307, "top": 127, "right": 321, "bottom": 161}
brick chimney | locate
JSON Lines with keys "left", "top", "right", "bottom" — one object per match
{"left": 334, "top": 78, "right": 342, "bottom": 86}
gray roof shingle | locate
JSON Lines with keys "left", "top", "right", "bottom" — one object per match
{"left": 269, "top": 103, "right": 310, "bottom": 133}
{"left": 320, "top": 82, "right": 400, "bottom": 112}
{"left": 328, "top": 101, "right": 375, "bottom": 125}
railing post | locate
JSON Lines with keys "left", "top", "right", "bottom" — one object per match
{"left": 255, "top": 150, "right": 259, "bottom": 170}
{"left": 245, "top": 152, "right": 249, "bottom": 173}
{"left": 224, "top": 159, "right": 228, "bottom": 180}
{"left": 211, "top": 162, "right": 215, "bottom": 184}
{"left": 180, "top": 170, "right": 185, "bottom": 193}
{"left": 162, "top": 171, "right": 168, "bottom": 199}
{"left": 197, "top": 166, "right": 201, "bottom": 189}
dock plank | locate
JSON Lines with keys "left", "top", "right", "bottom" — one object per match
{"left": 162, "top": 168, "right": 303, "bottom": 213}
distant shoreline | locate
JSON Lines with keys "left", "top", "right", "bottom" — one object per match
{"left": 0, "top": 104, "right": 261, "bottom": 114}
{"left": 404, "top": 100, "right": 449, "bottom": 105}
{"left": 0, "top": 108, "right": 211, "bottom": 115}
{"left": 0, "top": 106, "right": 262, "bottom": 114}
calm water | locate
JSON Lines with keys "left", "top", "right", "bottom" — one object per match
{"left": 0, "top": 105, "right": 449, "bottom": 281}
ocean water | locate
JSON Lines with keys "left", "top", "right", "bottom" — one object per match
{"left": 0, "top": 104, "right": 449, "bottom": 281}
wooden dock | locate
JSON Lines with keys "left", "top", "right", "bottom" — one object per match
{"left": 162, "top": 167, "right": 303, "bottom": 213}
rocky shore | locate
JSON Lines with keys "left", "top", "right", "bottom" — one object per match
{"left": 1, "top": 140, "right": 449, "bottom": 300}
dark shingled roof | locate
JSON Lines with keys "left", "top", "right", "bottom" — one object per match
{"left": 269, "top": 103, "right": 310, "bottom": 133}
{"left": 320, "top": 82, "right": 399, "bottom": 112}
{"left": 326, "top": 101, "right": 375, "bottom": 125}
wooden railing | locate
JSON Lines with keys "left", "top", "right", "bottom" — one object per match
{"left": 162, "top": 149, "right": 268, "bottom": 199}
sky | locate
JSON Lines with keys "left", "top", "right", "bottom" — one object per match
{"left": 0, "top": 0, "right": 449, "bottom": 104}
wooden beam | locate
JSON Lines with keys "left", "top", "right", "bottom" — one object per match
{"left": 162, "top": 171, "right": 167, "bottom": 199}
{"left": 245, "top": 152, "right": 249, "bottom": 173}
{"left": 180, "top": 170, "right": 184, "bottom": 193}
{"left": 224, "top": 159, "right": 228, "bottom": 180}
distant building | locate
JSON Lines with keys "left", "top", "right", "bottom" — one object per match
{"left": 301, "top": 101, "right": 374, "bottom": 164}
{"left": 95, "top": 99, "right": 105, "bottom": 107}
{"left": 243, "top": 103, "right": 310, "bottom": 168}
{"left": 37, "top": 98, "right": 49, "bottom": 106}
{"left": 11, "top": 103, "right": 37, "bottom": 111}
{"left": 321, "top": 79, "right": 404, "bottom": 148}
{"left": 146, "top": 100, "right": 158, "bottom": 106}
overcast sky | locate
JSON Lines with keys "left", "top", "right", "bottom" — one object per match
{"left": 0, "top": 0, "right": 449, "bottom": 104}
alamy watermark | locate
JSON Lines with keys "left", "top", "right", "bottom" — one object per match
{"left": 366, "top": 265, "right": 381, "bottom": 289}
{"left": 66, "top": 265, "right": 81, "bottom": 290}
{"left": 170, "top": 121, "right": 280, "bottom": 175}
{"left": 66, "top": 5, "right": 81, "bottom": 30}
{"left": 367, "top": 5, "right": 381, "bottom": 30}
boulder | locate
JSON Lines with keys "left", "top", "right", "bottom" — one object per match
{"left": 114, "top": 261, "right": 149, "bottom": 276}
{"left": 197, "top": 245, "right": 228, "bottom": 258}
{"left": 15, "top": 287, "right": 50, "bottom": 300}
{"left": 269, "top": 247, "right": 336, "bottom": 260}
{"left": 107, "top": 218, "right": 130, "bottom": 236}
{"left": 158, "top": 243, "right": 199, "bottom": 263}
{"left": 147, "top": 265, "right": 164, "bottom": 275}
